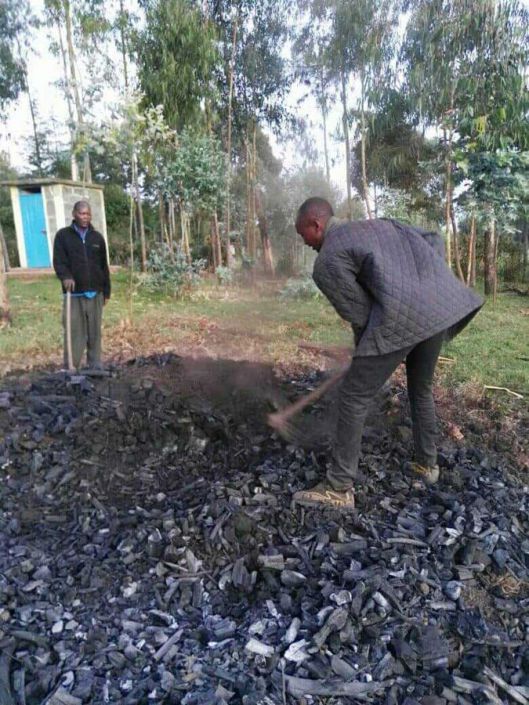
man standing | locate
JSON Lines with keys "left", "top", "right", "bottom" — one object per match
{"left": 53, "top": 200, "right": 111, "bottom": 370}
{"left": 293, "top": 197, "right": 483, "bottom": 510}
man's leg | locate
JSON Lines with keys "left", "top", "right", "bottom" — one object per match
{"left": 86, "top": 294, "right": 103, "bottom": 367}
{"left": 63, "top": 296, "right": 86, "bottom": 369}
{"left": 327, "top": 347, "right": 411, "bottom": 490}
{"left": 405, "top": 331, "right": 445, "bottom": 471}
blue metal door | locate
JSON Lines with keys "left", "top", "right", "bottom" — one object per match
{"left": 19, "top": 192, "right": 50, "bottom": 267}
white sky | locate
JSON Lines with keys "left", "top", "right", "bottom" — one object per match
{"left": 1, "top": 0, "right": 352, "bottom": 194}
{"left": 3, "top": 0, "right": 528, "bottom": 199}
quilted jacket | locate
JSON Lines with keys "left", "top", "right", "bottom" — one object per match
{"left": 313, "top": 217, "right": 483, "bottom": 357}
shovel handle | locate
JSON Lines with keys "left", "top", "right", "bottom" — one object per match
{"left": 268, "top": 367, "right": 348, "bottom": 427}
{"left": 65, "top": 291, "right": 74, "bottom": 371}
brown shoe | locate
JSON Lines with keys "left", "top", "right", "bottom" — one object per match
{"left": 292, "top": 482, "right": 355, "bottom": 510}
{"left": 404, "top": 461, "right": 440, "bottom": 485}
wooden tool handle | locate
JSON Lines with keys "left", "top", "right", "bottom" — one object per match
{"left": 65, "top": 292, "right": 74, "bottom": 371}
{"left": 268, "top": 367, "right": 347, "bottom": 427}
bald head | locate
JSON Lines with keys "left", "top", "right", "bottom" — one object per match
{"left": 295, "top": 197, "right": 334, "bottom": 252}
{"left": 297, "top": 197, "right": 334, "bottom": 222}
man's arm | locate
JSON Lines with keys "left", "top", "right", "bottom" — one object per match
{"left": 53, "top": 232, "right": 75, "bottom": 289}
{"left": 100, "top": 234, "right": 111, "bottom": 300}
{"left": 314, "top": 252, "right": 372, "bottom": 336}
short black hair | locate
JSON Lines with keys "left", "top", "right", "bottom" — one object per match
{"left": 297, "top": 197, "right": 334, "bottom": 222}
{"left": 73, "top": 200, "right": 91, "bottom": 212}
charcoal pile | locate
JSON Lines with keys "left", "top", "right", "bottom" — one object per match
{"left": 1, "top": 354, "right": 529, "bottom": 705}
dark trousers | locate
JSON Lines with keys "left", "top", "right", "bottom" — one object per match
{"left": 62, "top": 294, "right": 103, "bottom": 369}
{"left": 328, "top": 331, "right": 445, "bottom": 490}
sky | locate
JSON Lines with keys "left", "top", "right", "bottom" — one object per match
{"left": 3, "top": 0, "right": 529, "bottom": 198}
{"left": 1, "top": 0, "right": 351, "bottom": 193}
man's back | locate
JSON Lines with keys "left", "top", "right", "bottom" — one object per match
{"left": 313, "top": 218, "right": 483, "bottom": 356}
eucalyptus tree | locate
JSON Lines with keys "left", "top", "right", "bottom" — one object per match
{"left": 0, "top": 0, "right": 26, "bottom": 112}
{"left": 0, "top": 0, "right": 28, "bottom": 324}
{"left": 207, "top": 0, "right": 292, "bottom": 272}
{"left": 304, "top": 0, "right": 399, "bottom": 219}
{"left": 136, "top": 0, "right": 218, "bottom": 130}
{"left": 352, "top": 90, "right": 441, "bottom": 222}
{"left": 44, "top": 0, "right": 112, "bottom": 182}
{"left": 401, "top": 0, "right": 529, "bottom": 285}
{"left": 292, "top": 20, "right": 335, "bottom": 183}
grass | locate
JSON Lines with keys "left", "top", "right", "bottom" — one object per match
{"left": 2, "top": 271, "right": 528, "bottom": 397}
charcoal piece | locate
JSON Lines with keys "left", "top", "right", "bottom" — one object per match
{"left": 257, "top": 554, "right": 285, "bottom": 571}
{"left": 418, "top": 626, "right": 449, "bottom": 672}
{"left": 283, "top": 675, "right": 382, "bottom": 698}
{"left": 232, "top": 559, "right": 252, "bottom": 591}
{"left": 313, "top": 608, "right": 348, "bottom": 649}
{"left": 284, "top": 618, "right": 301, "bottom": 644}
{"left": 444, "top": 581, "right": 462, "bottom": 601}
{"left": 45, "top": 687, "right": 82, "bottom": 705}
{"left": 245, "top": 638, "right": 274, "bottom": 657}
{"left": 305, "top": 656, "right": 332, "bottom": 679}
{"left": 283, "top": 639, "right": 310, "bottom": 663}
{"left": 330, "top": 655, "right": 357, "bottom": 680}
{"left": 493, "top": 548, "right": 509, "bottom": 570}
{"left": 280, "top": 570, "right": 306, "bottom": 588}
{"left": 0, "top": 639, "right": 15, "bottom": 705}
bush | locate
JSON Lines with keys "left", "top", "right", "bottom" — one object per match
{"left": 140, "top": 244, "right": 206, "bottom": 298}
{"left": 279, "top": 275, "right": 322, "bottom": 300}
{"left": 216, "top": 266, "right": 234, "bottom": 285}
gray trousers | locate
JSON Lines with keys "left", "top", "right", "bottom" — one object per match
{"left": 62, "top": 294, "right": 104, "bottom": 369}
{"left": 328, "top": 331, "right": 445, "bottom": 490}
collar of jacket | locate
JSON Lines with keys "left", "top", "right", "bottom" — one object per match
{"left": 70, "top": 221, "right": 94, "bottom": 233}
{"left": 323, "top": 216, "right": 347, "bottom": 239}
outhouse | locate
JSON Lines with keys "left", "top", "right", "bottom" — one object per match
{"left": 2, "top": 179, "right": 107, "bottom": 269}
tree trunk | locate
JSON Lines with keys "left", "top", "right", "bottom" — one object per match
{"left": 255, "top": 190, "right": 274, "bottom": 276}
{"left": 118, "top": 0, "right": 129, "bottom": 93}
{"left": 131, "top": 150, "right": 146, "bottom": 272}
{"left": 15, "top": 37, "right": 43, "bottom": 174}
{"left": 179, "top": 209, "right": 191, "bottom": 262}
{"left": 450, "top": 203, "right": 465, "bottom": 281}
{"left": 224, "top": 16, "right": 238, "bottom": 268}
{"left": 318, "top": 65, "right": 330, "bottom": 184}
{"left": 484, "top": 219, "right": 497, "bottom": 296}
{"left": 245, "top": 125, "right": 257, "bottom": 261}
{"left": 522, "top": 232, "right": 528, "bottom": 283}
{"left": 63, "top": 0, "right": 91, "bottom": 182}
{"left": 466, "top": 213, "right": 477, "bottom": 287}
{"left": 214, "top": 212, "right": 222, "bottom": 268}
{"left": 0, "top": 220, "right": 10, "bottom": 327}
{"left": 340, "top": 66, "right": 352, "bottom": 220}
{"left": 360, "top": 68, "right": 373, "bottom": 219}
{"left": 0, "top": 221, "right": 11, "bottom": 271}
{"left": 443, "top": 126, "right": 453, "bottom": 269}
{"left": 56, "top": 19, "right": 79, "bottom": 180}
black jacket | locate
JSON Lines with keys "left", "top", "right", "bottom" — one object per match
{"left": 313, "top": 217, "right": 483, "bottom": 357}
{"left": 53, "top": 223, "right": 111, "bottom": 299}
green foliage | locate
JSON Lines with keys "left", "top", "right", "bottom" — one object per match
{"left": 137, "top": 0, "right": 218, "bottom": 130}
{"left": 140, "top": 244, "right": 207, "bottom": 298}
{"left": 280, "top": 275, "right": 323, "bottom": 300}
{"left": 159, "top": 129, "right": 226, "bottom": 215}
{"left": 215, "top": 266, "right": 234, "bottom": 286}
{"left": 0, "top": 0, "right": 27, "bottom": 113}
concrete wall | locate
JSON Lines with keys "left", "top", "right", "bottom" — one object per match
{"left": 11, "top": 182, "right": 108, "bottom": 269}
{"left": 59, "top": 185, "right": 107, "bottom": 242}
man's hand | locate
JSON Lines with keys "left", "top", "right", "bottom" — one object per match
{"left": 63, "top": 279, "right": 75, "bottom": 292}
{"left": 103, "top": 298, "right": 109, "bottom": 306}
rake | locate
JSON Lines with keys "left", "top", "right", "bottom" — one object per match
{"left": 267, "top": 366, "right": 348, "bottom": 444}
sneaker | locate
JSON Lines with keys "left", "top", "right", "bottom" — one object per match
{"left": 292, "top": 482, "right": 355, "bottom": 510}
{"left": 404, "top": 461, "right": 440, "bottom": 485}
